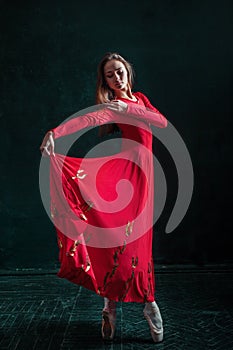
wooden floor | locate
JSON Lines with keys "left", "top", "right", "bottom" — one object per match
{"left": 0, "top": 267, "right": 232, "bottom": 349}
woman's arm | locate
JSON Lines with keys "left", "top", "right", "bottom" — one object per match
{"left": 40, "top": 108, "right": 108, "bottom": 154}
{"left": 40, "top": 93, "right": 167, "bottom": 154}
{"left": 51, "top": 111, "right": 103, "bottom": 140}
{"left": 127, "top": 92, "right": 167, "bottom": 128}
{"left": 40, "top": 106, "right": 130, "bottom": 153}
{"left": 40, "top": 130, "right": 55, "bottom": 156}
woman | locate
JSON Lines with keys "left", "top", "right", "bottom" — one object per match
{"left": 40, "top": 52, "right": 167, "bottom": 343}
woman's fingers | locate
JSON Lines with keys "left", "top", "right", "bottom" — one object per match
{"left": 105, "top": 101, "right": 127, "bottom": 113}
{"left": 40, "top": 132, "right": 55, "bottom": 156}
{"left": 107, "top": 104, "right": 118, "bottom": 111}
{"left": 42, "top": 147, "right": 51, "bottom": 156}
{"left": 48, "top": 134, "right": 55, "bottom": 156}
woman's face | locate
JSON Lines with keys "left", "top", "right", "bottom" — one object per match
{"left": 104, "top": 59, "right": 129, "bottom": 93}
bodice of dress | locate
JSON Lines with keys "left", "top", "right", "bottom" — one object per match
{"left": 116, "top": 94, "right": 153, "bottom": 150}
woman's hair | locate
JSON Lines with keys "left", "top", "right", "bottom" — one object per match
{"left": 96, "top": 52, "right": 134, "bottom": 104}
{"left": 96, "top": 52, "right": 135, "bottom": 136}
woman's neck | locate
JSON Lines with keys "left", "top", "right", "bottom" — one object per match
{"left": 114, "top": 88, "right": 134, "bottom": 100}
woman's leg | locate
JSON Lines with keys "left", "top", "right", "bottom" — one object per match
{"left": 143, "top": 301, "right": 163, "bottom": 343}
{"left": 101, "top": 297, "right": 117, "bottom": 340}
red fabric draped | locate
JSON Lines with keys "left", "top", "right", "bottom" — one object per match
{"left": 49, "top": 92, "right": 167, "bottom": 303}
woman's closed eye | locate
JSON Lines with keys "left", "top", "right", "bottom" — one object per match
{"left": 106, "top": 69, "right": 123, "bottom": 79}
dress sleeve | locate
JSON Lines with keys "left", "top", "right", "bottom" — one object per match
{"left": 50, "top": 93, "right": 167, "bottom": 139}
{"left": 126, "top": 92, "right": 167, "bottom": 128}
{"left": 50, "top": 107, "right": 120, "bottom": 140}
{"left": 50, "top": 105, "right": 146, "bottom": 140}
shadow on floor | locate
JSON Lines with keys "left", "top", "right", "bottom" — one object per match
{"left": 0, "top": 270, "right": 232, "bottom": 349}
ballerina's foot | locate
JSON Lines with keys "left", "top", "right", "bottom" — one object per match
{"left": 101, "top": 300, "right": 116, "bottom": 341}
{"left": 143, "top": 301, "right": 164, "bottom": 343}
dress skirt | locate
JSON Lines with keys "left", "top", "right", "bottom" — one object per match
{"left": 48, "top": 92, "right": 167, "bottom": 303}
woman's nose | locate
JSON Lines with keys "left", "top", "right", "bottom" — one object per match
{"left": 115, "top": 73, "right": 120, "bottom": 81}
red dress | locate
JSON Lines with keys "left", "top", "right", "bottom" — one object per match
{"left": 49, "top": 92, "right": 167, "bottom": 303}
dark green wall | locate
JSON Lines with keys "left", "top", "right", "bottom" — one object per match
{"left": 1, "top": 0, "right": 232, "bottom": 269}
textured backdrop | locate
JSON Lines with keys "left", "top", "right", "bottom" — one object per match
{"left": 1, "top": 0, "right": 232, "bottom": 269}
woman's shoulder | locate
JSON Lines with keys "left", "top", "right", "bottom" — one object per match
{"left": 133, "top": 91, "right": 152, "bottom": 105}
{"left": 133, "top": 91, "right": 145, "bottom": 98}
{"left": 133, "top": 91, "right": 149, "bottom": 101}
{"left": 133, "top": 91, "right": 159, "bottom": 112}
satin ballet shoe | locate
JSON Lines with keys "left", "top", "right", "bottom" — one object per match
{"left": 143, "top": 301, "right": 163, "bottom": 343}
{"left": 101, "top": 299, "right": 116, "bottom": 341}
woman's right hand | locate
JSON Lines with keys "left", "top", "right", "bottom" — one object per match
{"left": 40, "top": 131, "right": 55, "bottom": 156}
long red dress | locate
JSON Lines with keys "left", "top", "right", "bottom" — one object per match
{"left": 49, "top": 92, "right": 167, "bottom": 303}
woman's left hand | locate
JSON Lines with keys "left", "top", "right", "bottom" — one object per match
{"left": 105, "top": 100, "right": 128, "bottom": 113}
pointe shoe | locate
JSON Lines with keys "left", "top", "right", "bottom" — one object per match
{"left": 143, "top": 301, "right": 163, "bottom": 343}
{"left": 101, "top": 299, "right": 116, "bottom": 341}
